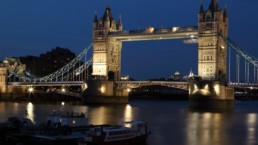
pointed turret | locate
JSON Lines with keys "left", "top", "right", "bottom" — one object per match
{"left": 93, "top": 12, "right": 98, "bottom": 29}
{"left": 223, "top": 5, "right": 228, "bottom": 17}
{"left": 117, "top": 15, "right": 122, "bottom": 31}
{"left": 104, "top": 10, "right": 110, "bottom": 22}
{"left": 198, "top": 2, "right": 204, "bottom": 21}
{"left": 111, "top": 19, "right": 116, "bottom": 29}
{"left": 102, "top": 5, "right": 113, "bottom": 21}
{"left": 199, "top": 3, "right": 204, "bottom": 14}
{"left": 118, "top": 15, "right": 122, "bottom": 26}
{"left": 208, "top": 0, "right": 219, "bottom": 11}
{"left": 93, "top": 12, "right": 98, "bottom": 23}
{"left": 102, "top": 5, "right": 114, "bottom": 29}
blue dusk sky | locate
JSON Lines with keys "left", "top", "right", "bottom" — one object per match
{"left": 0, "top": 0, "right": 258, "bottom": 80}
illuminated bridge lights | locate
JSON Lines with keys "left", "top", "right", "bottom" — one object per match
{"left": 28, "top": 87, "right": 34, "bottom": 93}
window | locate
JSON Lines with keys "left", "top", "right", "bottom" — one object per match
{"left": 205, "top": 23, "right": 214, "bottom": 30}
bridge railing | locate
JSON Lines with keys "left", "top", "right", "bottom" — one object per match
{"left": 228, "top": 82, "right": 258, "bottom": 87}
{"left": 108, "top": 26, "right": 198, "bottom": 36}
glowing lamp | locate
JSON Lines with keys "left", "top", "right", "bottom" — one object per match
{"left": 28, "top": 87, "right": 34, "bottom": 93}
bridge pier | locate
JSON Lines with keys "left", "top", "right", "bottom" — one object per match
{"left": 0, "top": 63, "right": 7, "bottom": 93}
{"left": 82, "top": 80, "right": 129, "bottom": 104}
{"left": 189, "top": 80, "right": 234, "bottom": 111}
{"left": 0, "top": 63, "right": 27, "bottom": 99}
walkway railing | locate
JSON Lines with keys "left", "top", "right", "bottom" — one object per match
{"left": 109, "top": 26, "right": 198, "bottom": 36}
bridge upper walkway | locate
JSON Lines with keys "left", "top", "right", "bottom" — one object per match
{"left": 108, "top": 26, "right": 198, "bottom": 41}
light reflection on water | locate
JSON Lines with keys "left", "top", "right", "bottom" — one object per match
{"left": 0, "top": 101, "right": 258, "bottom": 145}
{"left": 26, "top": 102, "right": 34, "bottom": 122}
{"left": 246, "top": 113, "right": 257, "bottom": 145}
{"left": 87, "top": 104, "right": 133, "bottom": 125}
{"left": 186, "top": 112, "right": 230, "bottom": 145}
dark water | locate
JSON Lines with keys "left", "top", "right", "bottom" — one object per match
{"left": 0, "top": 100, "right": 258, "bottom": 145}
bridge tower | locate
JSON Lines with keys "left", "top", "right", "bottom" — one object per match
{"left": 83, "top": 6, "right": 127, "bottom": 103}
{"left": 0, "top": 63, "right": 8, "bottom": 93}
{"left": 198, "top": 0, "right": 228, "bottom": 81}
{"left": 189, "top": 0, "right": 234, "bottom": 110}
{"left": 92, "top": 6, "right": 123, "bottom": 81}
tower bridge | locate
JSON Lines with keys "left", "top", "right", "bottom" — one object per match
{"left": 0, "top": 0, "right": 258, "bottom": 108}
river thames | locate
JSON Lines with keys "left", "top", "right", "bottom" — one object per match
{"left": 0, "top": 100, "right": 258, "bottom": 145}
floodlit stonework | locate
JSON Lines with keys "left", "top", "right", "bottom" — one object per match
{"left": 92, "top": 6, "right": 123, "bottom": 80}
{"left": 198, "top": 0, "right": 228, "bottom": 82}
{"left": 0, "top": 63, "right": 7, "bottom": 93}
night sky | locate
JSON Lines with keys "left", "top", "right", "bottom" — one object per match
{"left": 0, "top": 0, "right": 258, "bottom": 80}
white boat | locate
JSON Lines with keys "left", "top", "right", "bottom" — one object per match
{"left": 79, "top": 120, "right": 150, "bottom": 145}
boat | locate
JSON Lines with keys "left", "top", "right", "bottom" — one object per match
{"left": 28, "top": 111, "right": 89, "bottom": 145}
{"left": 78, "top": 120, "right": 150, "bottom": 145}
{"left": 4, "top": 111, "right": 90, "bottom": 145}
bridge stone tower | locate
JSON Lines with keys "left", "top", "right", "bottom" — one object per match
{"left": 92, "top": 6, "right": 123, "bottom": 81}
{"left": 0, "top": 63, "right": 8, "bottom": 93}
{"left": 198, "top": 0, "right": 228, "bottom": 81}
{"left": 189, "top": 0, "right": 234, "bottom": 110}
{"left": 83, "top": 6, "right": 127, "bottom": 103}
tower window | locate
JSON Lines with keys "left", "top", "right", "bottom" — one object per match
{"left": 205, "top": 23, "right": 214, "bottom": 30}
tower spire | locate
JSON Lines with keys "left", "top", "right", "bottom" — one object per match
{"left": 209, "top": 0, "right": 219, "bottom": 11}
{"left": 93, "top": 11, "right": 98, "bottom": 22}
{"left": 102, "top": 5, "right": 113, "bottom": 22}
{"left": 117, "top": 15, "right": 123, "bottom": 31}
{"left": 224, "top": 4, "right": 228, "bottom": 17}
{"left": 118, "top": 15, "right": 122, "bottom": 25}
{"left": 199, "top": 1, "right": 204, "bottom": 14}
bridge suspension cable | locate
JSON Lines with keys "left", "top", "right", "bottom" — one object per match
{"left": 6, "top": 43, "right": 93, "bottom": 83}
{"left": 224, "top": 37, "right": 258, "bottom": 67}
{"left": 223, "top": 36, "right": 258, "bottom": 84}
{"left": 236, "top": 54, "right": 240, "bottom": 83}
{"left": 36, "top": 43, "right": 93, "bottom": 82}
{"left": 228, "top": 46, "right": 231, "bottom": 82}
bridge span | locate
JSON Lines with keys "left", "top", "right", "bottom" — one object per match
{"left": 114, "top": 81, "right": 189, "bottom": 91}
